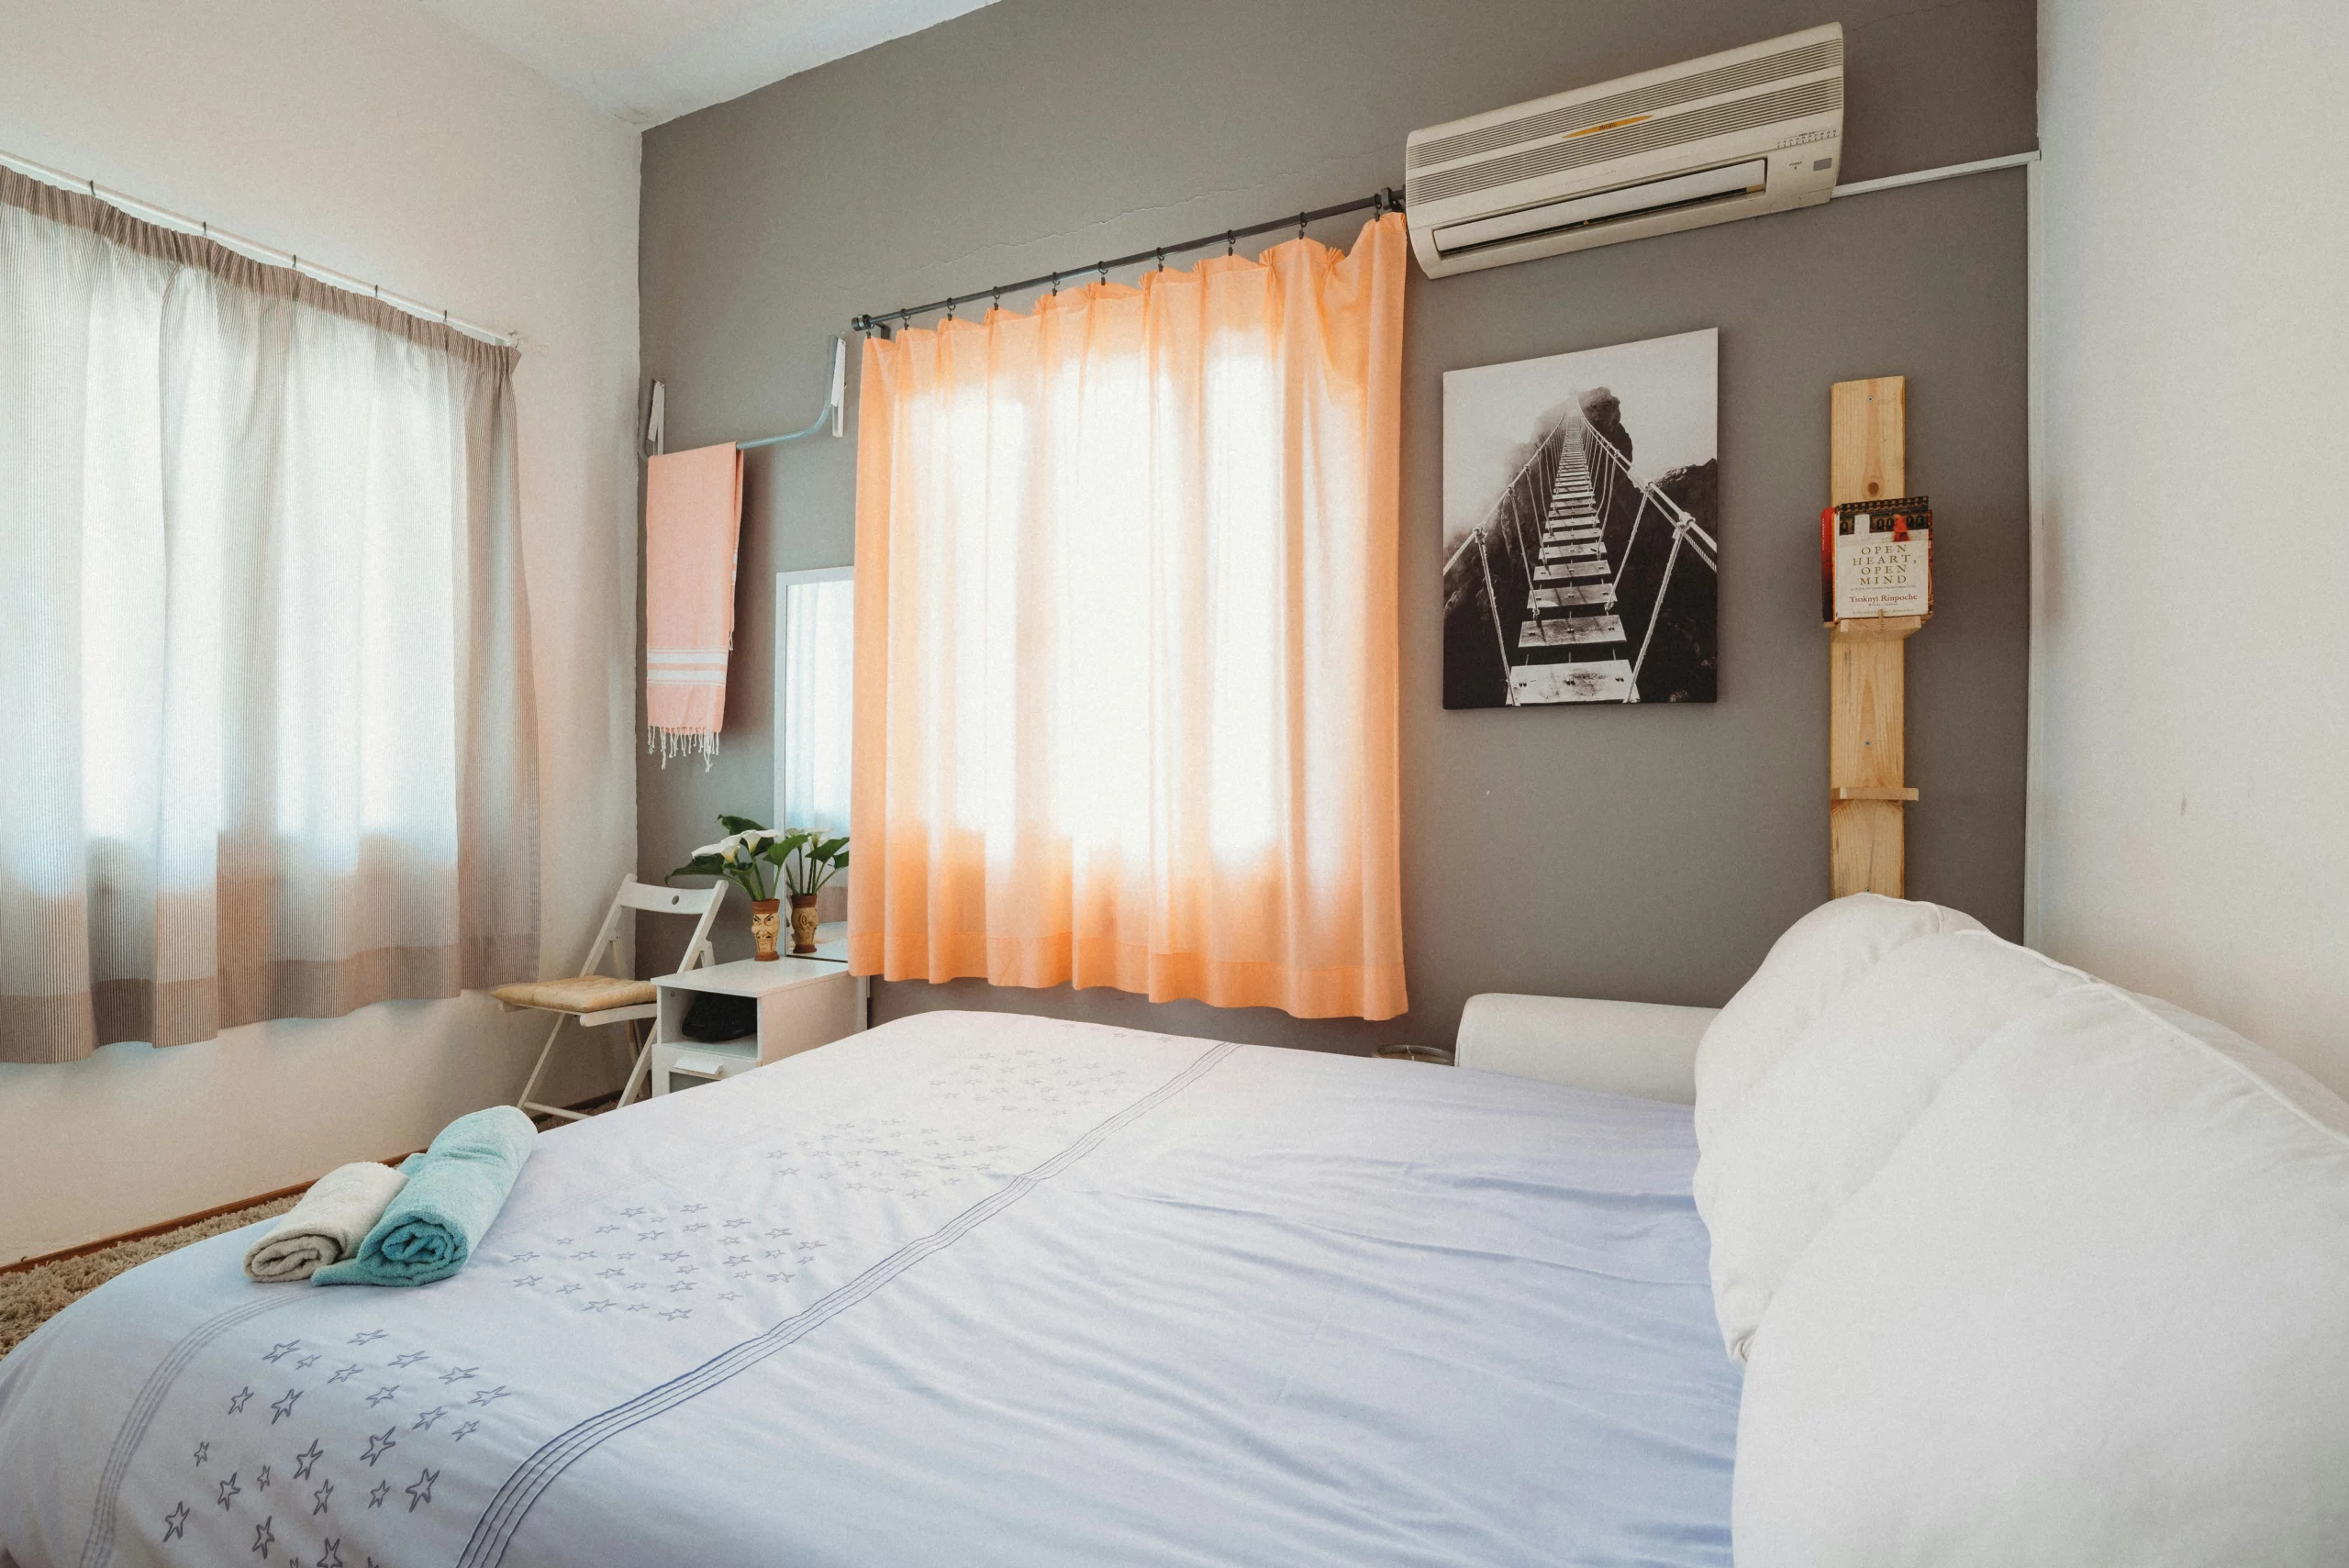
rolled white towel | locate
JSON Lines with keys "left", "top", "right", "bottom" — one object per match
{"left": 242, "top": 1162, "right": 408, "bottom": 1283}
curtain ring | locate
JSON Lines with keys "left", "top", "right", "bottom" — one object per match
{"left": 900, "top": 309, "right": 910, "bottom": 331}
{"left": 944, "top": 295, "right": 956, "bottom": 321}
{"left": 1297, "top": 212, "right": 1308, "bottom": 239}
{"left": 991, "top": 287, "right": 1002, "bottom": 314}
{"left": 1050, "top": 273, "right": 1059, "bottom": 295}
{"left": 1225, "top": 230, "right": 1235, "bottom": 257}
{"left": 1154, "top": 248, "right": 1165, "bottom": 274}
{"left": 1097, "top": 260, "right": 1108, "bottom": 284}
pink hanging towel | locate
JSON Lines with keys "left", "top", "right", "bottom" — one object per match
{"left": 644, "top": 442, "right": 744, "bottom": 766}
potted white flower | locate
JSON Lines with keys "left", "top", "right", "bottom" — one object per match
{"left": 671, "top": 814, "right": 850, "bottom": 960}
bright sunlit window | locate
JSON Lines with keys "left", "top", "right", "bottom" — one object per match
{"left": 774, "top": 567, "right": 854, "bottom": 837}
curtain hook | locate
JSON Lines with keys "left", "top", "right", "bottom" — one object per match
{"left": 1097, "top": 260, "right": 1108, "bottom": 284}
{"left": 944, "top": 295, "right": 956, "bottom": 322}
{"left": 1297, "top": 212, "right": 1308, "bottom": 239}
{"left": 1154, "top": 248, "right": 1165, "bottom": 274}
{"left": 1225, "top": 230, "right": 1235, "bottom": 257}
{"left": 899, "top": 308, "right": 910, "bottom": 332}
{"left": 1050, "top": 272, "right": 1059, "bottom": 296}
{"left": 992, "top": 287, "right": 1002, "bottom": 314}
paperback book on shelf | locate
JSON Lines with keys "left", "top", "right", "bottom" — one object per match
{"left": 1821, "top": 495, "right": 1933, "bottom": 622}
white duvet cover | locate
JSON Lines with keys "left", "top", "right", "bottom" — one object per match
{"left": 0, "top": 1011, "right": 1737, "bottom": 1568}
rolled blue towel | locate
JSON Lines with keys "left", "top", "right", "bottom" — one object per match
{"left": 312, "top": 1106, "right": 537, "bottom": 1288}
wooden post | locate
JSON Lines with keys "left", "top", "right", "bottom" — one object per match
{"left": 1828, "top": 377, "right": 1920, "bottom": 896}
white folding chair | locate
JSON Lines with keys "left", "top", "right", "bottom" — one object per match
{"left": 495, "top": 875, "right": 727, "bottom": 1122}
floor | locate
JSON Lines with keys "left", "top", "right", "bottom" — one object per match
{"left": 0, "top": 1195, "right": 298, "bottom": 1359}
{"left": 0, "top": 1093, "right": 622, "bottom": 1360}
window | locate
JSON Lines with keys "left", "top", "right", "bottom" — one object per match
{"left": 774, "top": 568, "right": 854, "bottom": 836}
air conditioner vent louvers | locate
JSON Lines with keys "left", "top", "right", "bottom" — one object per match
{"left": 1407, "top": 38, "right": 1842, "bottom": 172}
{"left": 1404, "top": 24, "right": 1843, "bottom": 277}
{"left": 1408, "top": 76, "right": 1841, "bottom": 206}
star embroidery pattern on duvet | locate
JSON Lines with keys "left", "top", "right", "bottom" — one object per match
{"left": 170, "top": 1323, "right": 519, "bottom": 1564}
{"left": 468, "top": 1038, "right": 1169, "bottom": 1342}
{"left": 157, "top": 1035, "right": 1168, "bottom": 1562}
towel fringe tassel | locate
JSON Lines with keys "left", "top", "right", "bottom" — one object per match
{"left": 648, "top": 726, "right": 720, "bottom": 772}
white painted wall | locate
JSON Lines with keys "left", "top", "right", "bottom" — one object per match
{"left": 2032, "top": 0, "right": 2349, "bottom": 1096}
{"left": 0, "top": 0, "right": 641, "bottom": 1261}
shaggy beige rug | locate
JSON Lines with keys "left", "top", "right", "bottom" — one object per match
{"left": 0, "top": 1195, "right": 300, "bottom": 1359}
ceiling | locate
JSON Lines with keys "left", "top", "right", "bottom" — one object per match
{"left": 418, "top": 0, "right": 1000, "bottom": 128}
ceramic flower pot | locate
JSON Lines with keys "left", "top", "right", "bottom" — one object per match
{"left": 788, "top": 894, "right": 821, "bottom": 956}
{"left": 750, "top": 898, "right": 782, "bottom": 962}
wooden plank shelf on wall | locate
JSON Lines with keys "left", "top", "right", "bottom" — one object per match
{"left": 1828, "top": 375, "right": 1920, "bottom": 897}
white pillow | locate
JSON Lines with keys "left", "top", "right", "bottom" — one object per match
{"left": 1692, "top": 929, "right": 2084, "bottom": 1358}
{"left": 1732, "top": 984, "right": 2349, "bottom": 1567}
{"left": 1691, "top": 893, "right": 1985, "bottom": 1151}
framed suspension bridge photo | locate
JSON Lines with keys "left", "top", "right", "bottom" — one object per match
{"left": 1442, "top": 328, "right": 1720, "bottom": 706}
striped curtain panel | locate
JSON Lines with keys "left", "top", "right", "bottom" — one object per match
{"left": 0, "top": 168, "right": 539, "bottom": 1063}
{"left": 849, "top": 214, "right": 1408, "bottom": 1020}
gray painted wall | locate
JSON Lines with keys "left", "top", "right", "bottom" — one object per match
{"left": 636, "top": 0, "right": 2036, "bottom": 1053}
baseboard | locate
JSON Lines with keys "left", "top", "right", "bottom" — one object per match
{"left": 1, "top": 1087, "right": 624, "bottom": 1275}
{"left": 0, "top": 1175, "right": 362, "bottom": 1277}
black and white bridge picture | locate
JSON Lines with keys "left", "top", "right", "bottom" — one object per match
{"left": 1442, "top": 329, "right": 1719, "bottom": 706}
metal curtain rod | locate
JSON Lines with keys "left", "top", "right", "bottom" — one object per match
{"left": 850, "top": 186, "right": 1406, "bottom": 335}
{"left": 0, "top": 145, "right": 520, "bottom": 349}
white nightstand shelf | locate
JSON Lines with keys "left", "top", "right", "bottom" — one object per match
{"left": 646, "top": 923, "right": 867, "bottom": 1096}
{"left": 649, "top": 1036, "right": 761, "bottom": 1095}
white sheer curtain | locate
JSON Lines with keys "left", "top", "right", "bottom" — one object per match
{"left": 0, "top": 168, "right": 538, "bottom": 1064}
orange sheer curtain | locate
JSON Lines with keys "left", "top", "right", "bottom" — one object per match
{"left": 848, "top": 212, "right": 1406, "bottom": 1020}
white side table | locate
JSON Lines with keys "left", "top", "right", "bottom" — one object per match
{"left": 647, "top": 924, "right": 867, "bottom": 1096}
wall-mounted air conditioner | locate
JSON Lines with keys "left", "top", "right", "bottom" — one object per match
{"left": 1406, "top": 23, "right": 1844, "bottom": 276}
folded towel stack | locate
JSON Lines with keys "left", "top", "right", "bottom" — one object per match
{"left": 313, "top": 1106, "right": 537, "bottom": 1289}
{"left": 241, "top": 1162, "right": 409, "bottom": 1283}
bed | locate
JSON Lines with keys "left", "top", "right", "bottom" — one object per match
{"left": 0, "top": 1009, "right": 1738, "bottom": 1568}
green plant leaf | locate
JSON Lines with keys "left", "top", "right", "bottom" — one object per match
{"left": 717, "top": 813, "right": 768, "bottom": 835}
